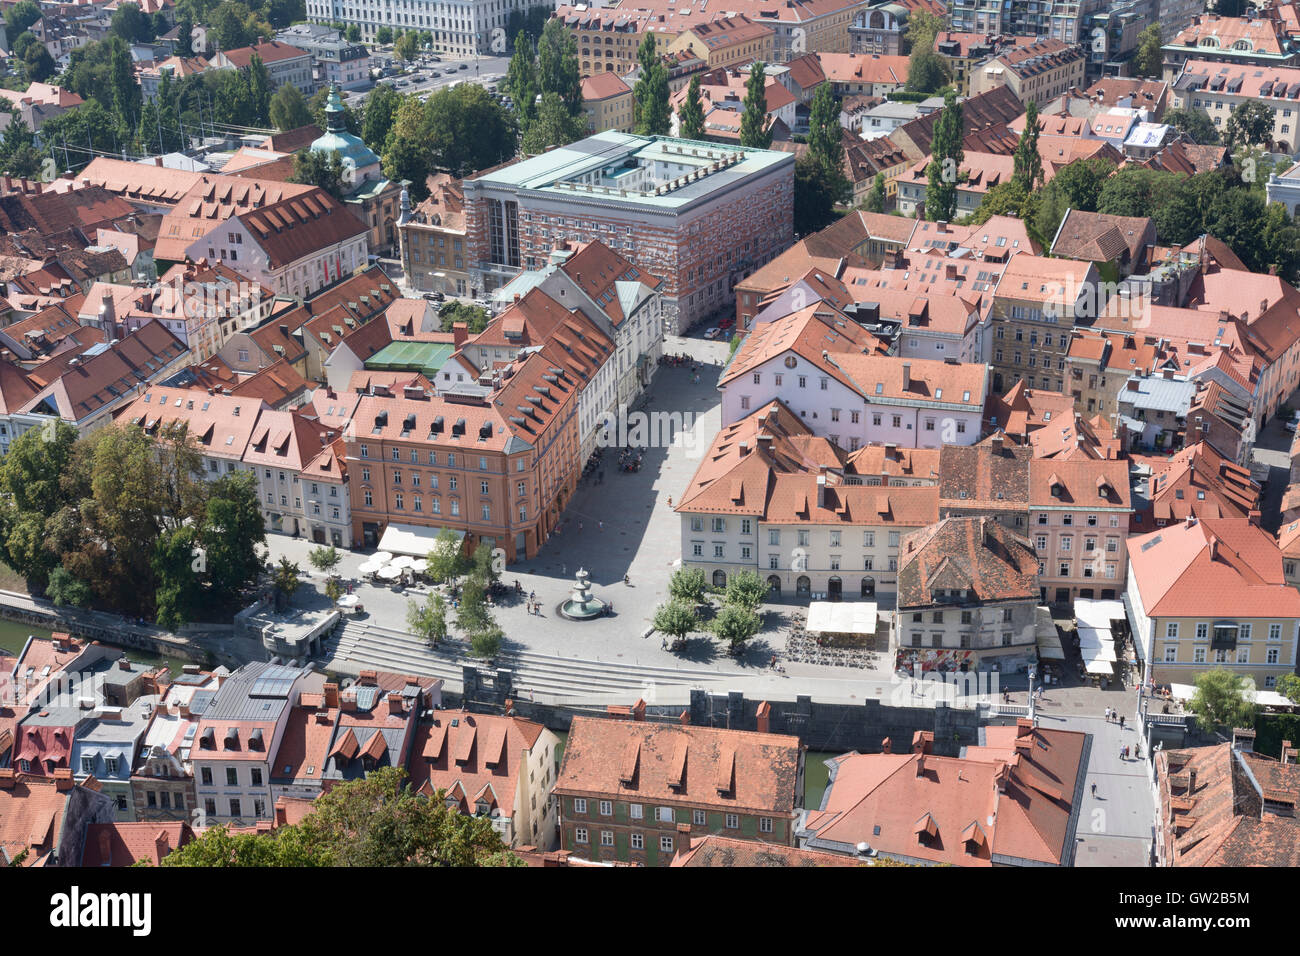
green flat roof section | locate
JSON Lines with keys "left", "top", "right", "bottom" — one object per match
{"left": 365, "top": 340, "right": 455, "bottom": 377}
{"left": 467, "top": 131, "right": 792, "bottom": 209}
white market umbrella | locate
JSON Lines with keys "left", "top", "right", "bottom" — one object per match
{"left": 336, "top": 594, "right": 359, "bottom": 608}
{"left": 373, "top": 551, "right": 394, "bottom": 565}
{"left": 409, "top": 559, "right": 428, "bottom": 574}
{"left": 390, "top": 555, "right": 415, "bottom": 570}
{"left": 376, "top": 565, "right": 402, "bottom": 580}
{"left": 357, "top": 561, "right": 380, "bottom": 576}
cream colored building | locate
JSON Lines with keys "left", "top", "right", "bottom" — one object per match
{"left": 580, "top": 73, "right": 635, "bottom": 134}
{"left": 1126, "top": 516, "right": 1300, "bottom": 689}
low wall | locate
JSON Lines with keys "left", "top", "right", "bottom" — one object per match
{"left": 0, "top": 593, "right": 207, "bottom": 665}
{"left": 457, "top": 666, "right": 990, "bottom": 755}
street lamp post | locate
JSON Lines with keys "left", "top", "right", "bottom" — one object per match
{"left": 1027, "top": 662, "right": 1038, "bottom": 723}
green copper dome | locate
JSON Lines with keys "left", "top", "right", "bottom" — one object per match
{"left": 311, "top": 86, "right": 380, "bottom": 171}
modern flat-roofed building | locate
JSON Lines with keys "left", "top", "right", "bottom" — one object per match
{"left": 462, "top": 131, "right": 794, "bottom": 332}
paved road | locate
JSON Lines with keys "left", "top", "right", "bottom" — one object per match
{"left": 346, "top": 54, "right": 513, "bottom": 109}
{"left": 1251, "top": 411, "right": 1295, "bottom": 533}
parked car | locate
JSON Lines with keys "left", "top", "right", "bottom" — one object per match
{"left": 703, "top": 327, "right": 720, "bottom": 340}
{"left": 459, "top": 63, "right": 469, "bottom": 70}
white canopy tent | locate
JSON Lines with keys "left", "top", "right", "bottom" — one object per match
{"left": 1085, "top": 659, "right": 1114, "bottom": 675}
{"left": 377, "top": 523, "right": 467, "bottom": 558}
{"left": 1075, "top": 599, "right": 1126, "bottom": 630}
{"left": 1170, "top": 682, "right": 1294, "bottom": 709}
{"left": 1080, "top": 642, "right": 1118, "bottom": 663}
{"left": 1036, "top": 630, "right": 1066, "bottom": 660}
{"left": 806, "top": 601, "right": 878, "bottom": 636}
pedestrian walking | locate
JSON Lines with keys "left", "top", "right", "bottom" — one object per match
{"left": 1119, "top": 715, "right": 1125, "bottom": 730}
{"left": 1091, "top": 783, "right": 1097, "bottom": 797}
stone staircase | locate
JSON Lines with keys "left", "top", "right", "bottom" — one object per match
{"left": 320, "top": 619, "right": 736, "bottom": 702}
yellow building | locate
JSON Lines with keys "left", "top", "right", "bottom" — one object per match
{"left": 665, "top": 15, "right": 774, "bottom": 70}
{"left": 580, "top": 72, "right": 635, "bottom": 134}
{"left": 1126, "top": 516, "right": 1300, "bottom": 690}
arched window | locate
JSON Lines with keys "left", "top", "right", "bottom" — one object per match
{"left": 796, "top": 575, "right": 811, "bottom": 595}
{"left": 713, "top": 569, "right": 727, "bottom": 588}
{"left": 767, "top": 575, "right": 782, "bottom": 595}
{"left": 861, "top": 576, "right": 876, "bottom": 597}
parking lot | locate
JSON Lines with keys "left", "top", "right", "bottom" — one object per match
{"left": 347, "top": 53, "right": 512, "bottom": 109}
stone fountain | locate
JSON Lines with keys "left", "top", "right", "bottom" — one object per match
{"left": 558, "top": 567, "right": 607, "bottom": 620}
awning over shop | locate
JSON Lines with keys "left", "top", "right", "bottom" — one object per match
{"left": 377, "top": 523, "right": 466, "bottom": 558}
{"left": 1075, "top": 599, "right": 1126, "bottom": 630}
{"left": 1036, "top": 629, "right": 1066, "bottom": 660}
{"left": 806, "top": 601, "right": 878, "bottom": 635}
{"left": 1080, "top": 642, "right": 1118, "bottom": 663}
{"left": 1085, "top": 659, "right": 1114, "bottom": 675}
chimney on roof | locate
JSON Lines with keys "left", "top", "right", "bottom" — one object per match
{"left": 275, "top": 798, "right": 289, "bottom": 828}
{"left": 1282, "top": 740, "right": 1297, "bottom": 765}
{"left": 387, "top": 692, "right": 404, "bottom": 715}
{"left": 816, "top": 473, "right": 827, "bottom": 509}
{"left": 1232, "top": 728, "right": 1256, "bottom": 752}
{"left": 154, "top": 829, "right": 171, "bottom": 862}
{"left": 902, "top": 363, "right": 911, "bottom": 391}
{"left": 54, "top": 768, "right": 74, "bottom": 791}
{"left": 358, "top": 670, "right": 377, "bottom": 686}
{"left": 881, "top": 736, "right": 892, "bottom": 754}
{"left": 0, "top": 769, "right": 13, "bottom": 790}
{"left": 991, "top": 434, "right": 1003, "bottom": 455}
{"left": 323, "top": 683, "right": 339, "bottom": 709}
{"left": 912, "top": 730, "right": 933, "bottom": 755}
{"left": 452, "top": 321, "right": 468, "bottom": 349}
{"left": 755, "top": 700, "right": 770, "bottom": 733}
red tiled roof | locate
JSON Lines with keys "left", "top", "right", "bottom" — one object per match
{"left": 81, "top": 822, "right": 193, "bottom": 866}
{"left": 556, "top": 716, "right": 801, "bottom": 815}
{"left": 897, "top": 516, "right": 1039, "bottom": 607}
{"left": 1127, "top": 516, "right": 1300, "bottom": 618}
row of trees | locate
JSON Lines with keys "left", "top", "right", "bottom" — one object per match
{"left": 405, "top": 530, "right": 504, "bottom": 658}
{"left": 504, "top": 20, "right": 586, "bottom": 153}
{"left": 652, "top": 567, "right": 765, "bottom": 653}
{"left": 0, "top": 421, "right": 266, "bottom": 627}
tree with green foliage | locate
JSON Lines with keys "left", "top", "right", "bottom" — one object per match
{"left": 345, "top": 24, "right": 361, "bottom": 42}
{"left": 437, "top": 300, "right": 491, "bottom": 333}
{"left": 308, "top": 545, "right": 342, "bottom": 574}
{"left": 903, "top": 7, "right": 944, "bottom": 55}
{"left": 153, "top": 525, "right": 203, "bottom": 628}
{"left": 408, "top": 591, "right": 448, "bottom": 648}
{"left": 269, "top": 82, "right": 311, "bottom": 131}
{"left": 110, "top": 36, "right": 142, "bottom": 132}
{"left": 176, "top": 9, "right": 195, "bottom": 56}
{"left": 159, "top": 768, "right": 520, "bottom": 866}
{"left": 505, "top": 29, "right": 539, "bottom": 125}
{"left": 739, "top": 62, "right": 771, "bottom": 149}
{"left": 455, "top": 575, "right": 493, "bottom": 635}
{"left": 394, "top": 29, "right": 420, "bottom": 61}
{"left": 200, "top": 470, "right": 265, "bottom": 601}
{"left": 1188, "top": 668, "right": 1258, "bottom": 733}
{"left": 382, "top": 84, "right": 517, "bottom": 197}
{"left": 21, "top": 39, "right": 55, "bottom": 83}
{"left": 723, "top": 569, "right": 768, "bottom": 611}
{"left": 0, "top": 421, "right": 84, "bottom": 590}
{"left": 537, "top": 18, "right": 582, "bottom": 117}
{"left": 925, "top": 89, "right": 962, "bottom": 221}
{"left": 863, "top": 171, "right": 887, "bottom": 212}
{"left": 632, "top": 32, "right": 671, "bottom": 136}
{"left": 668, "top": 566, "right": 707, "bottom": 604}
{"left": 794, "top": 152, "right": 841, "bottom": 235}
{"left": 807, "top": 82, "right": 849, "bottom": 204}
{"left": 210, "top": 2, "right": 271, "bottom": 51}
{"left": 678, "top": 74, "right": 705, "bottom": 140}
{"left": 1133, "top": 23, "right": 1163, "bottom": 78}
{"left": 46, "top": 566, "right": 92, "bottom": 608}
{"left": 325, "top": 577, "right": 342, "bottom": 605}
{"left": 470, "top": 625, "right": 504, "bottom": 659}
{"left": 38, "top": 101, "right": 120, "bottom": 170}
{"left": 905, "top": 49, "right": 950, "bottom": 94}
{"left": 653, "top": 598, "right": 698, "bottom": 643}
{"left": 711, "top": 603, "right": 761, "bottom": 651}
{"left": 470, "top": 541, "right": 500, "bottom": 588}
{"left": 291, "top": 148, "right": 348, "bottom": 199}
{"left": 4, "top": 1, "right": 41, "bottom": 38}
{"left": 361, "top": 82, "right": 401, "bottom": 150}
{"left": 264, "top": 0, "right": 306, "bottom": 28}
{"left": 1277, "top": 673, "right": 1300, "bottom": 704}
{"left": 271, "top": 557, "right": 302, "bottom": 610}
{"left": 1012, "top": 100, "right": 1043, "bottom": 190}
{"left": 1224, "top": 98, "right": 1274, "bottom": 151}
{"left": 521, "top": 90, "right": 585, "bottom": 153}
{"left": 424, "top": 527, "right": 465, "bottom": 584}
{"left": 246, "top": 52, "right": 272, "bottom": 125}
{"left": 110, "top": 2, "right": 155, "bottom": 43}
{"left": 375, "top": 25, "right": 393, "bottom": 44}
